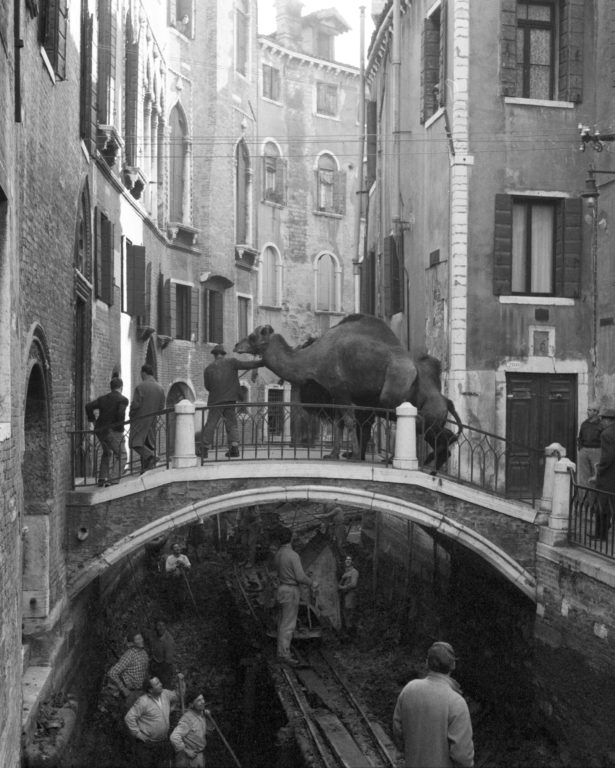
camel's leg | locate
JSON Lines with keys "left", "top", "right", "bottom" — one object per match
{"left": 323, "top": 417, "right": 343, "bottom": 459}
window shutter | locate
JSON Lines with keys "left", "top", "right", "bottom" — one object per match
{"left": 391, "top": 235, "right": 403, "bottom": 314}
{"left": 94, "top": 208, "right": 102, "bottom": 298}
{"left": 163, "top": 279, "right": 172, "bottom": 336}
{"left": 439, "top": 0, "right": 448, "bottom": 108}
{"left": 80, "top": 11, "right": 97, "bottom": 153}
{"left": 276, "top": 158, "right": 287, "bottom": 204}
{"left": 555, "top": 198, "right": 582, "bottom": 298}
{"left": 493, "top": 194, "right": 513, "bottom": 295}
{"left": 366, "top": 100, "right": 377, "bottom": 187}
{"left": 383, "top": 236, "right": 393, "bottom": 315}
{"left": 211, "top": 291, "right": 223, "bottom": 343}
{"left": 191, "top": 287, "right": 199, "bottom": 340}
{"left": 333, "top": 170, "right": 346, "bottom": 215}
{"left": 55, "top": 0, "right": 68, "bottom": 79}
{"left": 126, "top": 244, "right": 146, "bottom": 317}
{"left": 500, "top": 0, "right": 517, "bottom": 97}
{"left": 100, "top": 217, "right": 114, "bottom": 306}
{"left": 124, "top": 39, "right": 139, "bottom": 166}
{"left": 559, "top": 0, "right": 584, "bottom": 103}
{"left": 421, "top": 16, "right": 440, "bottom": 123}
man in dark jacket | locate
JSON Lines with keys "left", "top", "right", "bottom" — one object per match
{"left": 592, "top": 409, "right": 615, "bottom": 540}
{"left": 577, "top": 403, "right": 602, "bottom": 486}
{"left": 129, "top": 364, "right": 166, "bottom": 474}
{"left": 200, "top": 345, "right": 262, "bottom": 458}
{"left": 86, "top": 376, "right": 129, "bottom": 486}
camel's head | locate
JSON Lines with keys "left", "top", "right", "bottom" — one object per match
{"left": 234, "top": 324, "right": 275, "bottom": 356}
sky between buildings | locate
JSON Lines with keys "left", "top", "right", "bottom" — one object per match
{"left": 258, "top": 0, "right": 375, "bottom": 69}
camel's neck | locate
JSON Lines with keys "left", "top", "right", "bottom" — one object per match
{"left": 263, "top": 336, "right": 316, "bottom": 383}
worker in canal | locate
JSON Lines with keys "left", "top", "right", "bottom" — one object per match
{"left": 338, "top": 555, "right": 359, "bottom": 637}
{"left": 170, "top": 689, "right": 214, "bottom": 767}
{"left": 165, "top": 543, "right": 192, "bottom": 615}
{"left": 147, "top": 619, "right": 176, "bottom": 689}
{"left": 392, "top": 641, "right": 474, "bottom": 768}
{"left": 274, "top": 525, "right": 318, "bottom": 666}
{"left": 125, "top": 675, "right": 179, "bottom": 768}
{"left": 107, "top": 630, "right": 150, "bottom": 710}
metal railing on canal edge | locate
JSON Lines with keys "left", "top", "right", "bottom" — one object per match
{"left": 569, "top": 476, "right": 615, "bottom": 560}
{"left": 70, "top": 400, "right": 544, "bottom": 504}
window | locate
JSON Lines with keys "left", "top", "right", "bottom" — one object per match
{"left": 236, "top": 139, "right": 250, "bottom": 243}
{"left": 316, "top": 153, "right": 346, "bottom": 215}
{"left": 80, "top": 9, "right": 97, "bottom": 154}
{"left": 262, "top": 64, "right": 280, "bottom": 101}
{"left": 500, "top": 0, "right": 584, "bottom": 102}
{"left": 169, "top": 0, "right": 193, "bottom": 38}
{"left": 260, "top": 245, "right": 281, "bottom": 307}
{"left": 515, "top": 2, "right": 555, "bottom": 100}
{"left": 360, "top": 250, "right": 376, "bottom": 316}
{"left": 236, "top": 0, "right": 249, "bottom": 76}
{"left": 493, "top": 194, "right": 582, "bottom": 297}
{"left": 97, "top": 0, "right": 117, "bottom": 126}
{"left": 175, "top": 284, "right": 192, "bottom": 340}
{"left": 262, "top": 142, "right": 286, "bottom": 205}
{"left": 384, "top": 235, "right": 403, "bottom": 315}
{"left": 169, "top": 104, "right": 188, "bottom": 223}
{"left": 203, "top": 288, "right": 223, "bottom": 343}
{"left": 121, "top": 239, "right": 145, "bottom": 316}
{"left": 95, "top": 208, "right": 114, "bottom": 306}
{"left": 40, "top": 0, "right": 68, "bottom": 79}
{"left": 316, "top": 31, "right": 333, "bottom": 61}
{"left": 366, "top": 100, "right": 377, "bottom": 189}
{"left": 421, "top": 3, "right": 446, "bottom": 123}
{"left": 238, "top": 296, "right": 251, "bottom": 340}
{"left": 316, "top": 252, "right": 339, "bottom": 312}
{"left": 316, "top": 82, "right": 338, "bottom": 117}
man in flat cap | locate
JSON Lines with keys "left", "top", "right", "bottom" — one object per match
{"left": 577, "top": 403, "right": 602, "bottom": 486}
{"left": 393, "top": 641, "right": 474, "bottom": 768}
{"left": 200, "top": 345, "right": 262, "bottom": 459}
{"left": 590, "top": 409, "right": 615, "bottom": 541}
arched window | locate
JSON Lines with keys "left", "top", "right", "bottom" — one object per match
{"left": 169, "top": 104, "right": 188, "bottom": 223}
{"left": 315, "top": 252, "right": 340, "bottom": 312}
{"left": 263, "top": 141, "right": 286, "bottom": 205}
{"left": 315, "top": 153, "right": 346, "bottom": 215}
{"left": 260, "top": 245, "right": 281, "bottom": 307}
{"left": 236, "top": 139, "right": 250, "bottom": 244}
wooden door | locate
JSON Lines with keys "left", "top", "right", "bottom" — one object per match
{"left": 506, "top": 373, "right": 577, "bottom": 498}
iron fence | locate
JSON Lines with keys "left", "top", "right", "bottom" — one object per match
{"left": 569, "top": 476, "right": 615, "bottom": 560}
{"left": 70, "top": 409, "right": 173, "bottom": 488}
{"left": 70, "top": 401, "right": 543, "bottom": 505}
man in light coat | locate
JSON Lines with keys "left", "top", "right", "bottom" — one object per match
{"left": 129, "top": 364, "right": 165, "bottom": 473}
{"left": 393, "top": 641, "right": 474, "bottom": 768}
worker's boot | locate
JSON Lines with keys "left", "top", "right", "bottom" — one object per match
{"left": 225, "top": 446, "right": 240, "bottom": 458}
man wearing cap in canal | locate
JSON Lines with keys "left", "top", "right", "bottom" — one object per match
{"left": 576, "top": 403, "right": 603, "bottom": 486}
{"left": 590, "top": 408, "right": 615, "bottom": 541}
{"left": 200, "top": 345, "right": 263, "bottom": 459}
{"left": 393, "top": 641, "right": 474, "bottom": 768}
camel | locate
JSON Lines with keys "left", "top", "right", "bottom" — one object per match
{"left": 234, "top": 314, "right": 462, "bottom": 468}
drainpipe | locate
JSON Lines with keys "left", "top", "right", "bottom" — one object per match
{"left": 353, "top": 7, "right": 366, "bottom": 313}
{"left": 391, "top": 0, "right": 401, "bottom": 229}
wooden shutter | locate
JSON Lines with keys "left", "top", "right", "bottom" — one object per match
{"left": 162, "top": 279, "right": 172, "bottom": 336}
{"left": 100, "top": 217, "right": 114, "bottom": 306}
{"left": 94, "top": 208, "right": 102, "bottom": 298}
{"left": 191, "top": 287, "right": 199, "bottom": 340}
{"left": 383, "top": 236, "right": 402, "bottom": 315}
{"left": 555, "top": 198, "right": 582, "bottom": 298}
{"left": 126, "top": 244, "right": 146, "bottom": 317}
{"left": 500, "top": 0, "right": 517, "bottom": 97}
{"left": 366, "top": 100, "right": 377, "bottom": 187}
{"left": 333, "top": 170, "right": 346, "bottom": 215}
{"left": 493, "top": 194, "right": 513, "bottom": 295}
{"left": 210, "top": 290, "right": 224, "bottom": 343}
{"left": 421, "top": 15, "right": 440, "bottom": 123}
{"left": 276, "top": 158, "right": 287, "bottom": 205}
{"left": 559, "top": 0, "right": 584, "bottom": 103}
{"left": 439, "top": 0, "right": 447, "bottom": 108}
{"left": 80, "top": 11, "right": 97, "bottom": 153}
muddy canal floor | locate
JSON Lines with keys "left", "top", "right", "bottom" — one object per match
{"left": 67, "top": 544, "right": 572, "bottom": 768}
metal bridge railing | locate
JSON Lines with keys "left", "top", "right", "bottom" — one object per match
{"left": 569, "top": 478, "right": 615, "bottom": 560}
{"left": 71, "top": 401, "right": 544, "bottom": 506}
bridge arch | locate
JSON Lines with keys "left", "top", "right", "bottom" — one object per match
{"left": 73, "top": 484, "right": 536, "bottom": 602}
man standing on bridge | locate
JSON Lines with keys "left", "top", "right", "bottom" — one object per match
{"left": 129, "top": 364, "right": 165, "bottom": 474}
{"left": 393, "top": 641, "right": 474, "bottom": 768}
{"left": 274, "top": 526, "right": 318, "bottom": 666}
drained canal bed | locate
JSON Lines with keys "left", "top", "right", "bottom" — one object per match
{"left": 54, "top": 511, "right": 583, "bottom": 768}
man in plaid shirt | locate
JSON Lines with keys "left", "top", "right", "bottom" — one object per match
{"left": 108, "top": 630, "right": 150, "bottom": 708}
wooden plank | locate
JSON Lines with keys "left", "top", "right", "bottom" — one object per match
{"left": 295, "top": 669, "right": 337, "bottom": 710}
{"left": 312, "top": 710, "right": 375, "bottom": 768}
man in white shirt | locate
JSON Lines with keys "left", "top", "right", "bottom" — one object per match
{"left": 165, "top": 544, "right": 192, "bottom": 616}
{"left": 125, "top": 675, "right": 179, "bottom": 767}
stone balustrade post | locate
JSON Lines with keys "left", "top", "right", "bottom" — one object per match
{"left": 173, "top": 399, "right": 197, "bottom": 469}
{"left": 536, "top": 442, "right": 567, "bottom": 525}
{"left": 393, "top": 401, "right": 419, "bottom": 470}
{"left": 539, "top": 457, "right": 575, "bottom": 546}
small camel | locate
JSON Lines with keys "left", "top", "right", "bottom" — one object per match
{"left": 234, "top": 314, "right": 462, "bottom": 467}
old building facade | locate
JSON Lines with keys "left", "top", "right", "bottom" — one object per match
{"left": 364, "top": 0, "right": 615, "bottom": 497}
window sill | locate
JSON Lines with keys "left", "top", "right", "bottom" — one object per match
{"left": 262, "top": 96, "right": 282, "bottom": 106}
{"left": 315, "top": 112, "right": 340, "bottom": 122}
{"left": 504, "top": 97, "right": 575, "bottom": 110}
{"left": 258, "top": 304, "right": 281, "bottom": 311}
{"left": 313, "top": 209, "right": 343, "bottom": 220}
{"left": 498, "top": 295, "right": 575, "bottom": 306}
{"left": 262, "top": 198, "right": 285, "bottom": 209}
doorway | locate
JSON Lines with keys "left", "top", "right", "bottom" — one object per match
{"left": 506, "top": 373, "right": 577, "bottom": 498}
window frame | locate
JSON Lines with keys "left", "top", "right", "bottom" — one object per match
{"left": 511, "top": 197, "right": 556, "bottom": 296}
{"left": 314, "top": 251, "right": 341, "bottom": 313}
{"left": 515, "top": 1, "right": 556, "bottom": 100}
{"left": 316, "top": 82, "right": 338, "bottom": 118}
{"left": 237, "top": 294, "right": 252, "bottom": 341}
{"left": 259, "top": 244, "right": 282, "bottom": 308}
{"left": 203, "top": 287, "right": 224, "bottom": 344}
{"left": 175, "top": 282, "right": 192, "bottom": 341}
{"left": 262, "top": 64, "right": 281, "bottom": 102}
{"left": 40, "top": 0, "right": 68, "bottom": 80}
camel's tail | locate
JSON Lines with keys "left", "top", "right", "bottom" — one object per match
{"left": 447, "top": 398, "right": 463, "bottom": 436}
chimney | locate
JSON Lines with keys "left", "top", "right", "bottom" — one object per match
{"left": 275, "top": 0, "right": 304, "bottom": 48}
